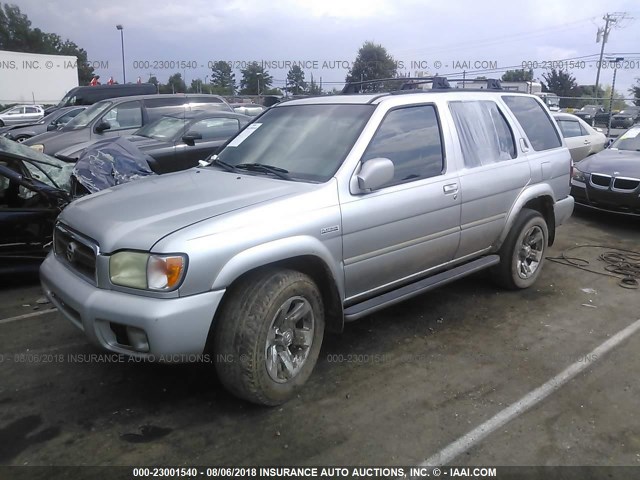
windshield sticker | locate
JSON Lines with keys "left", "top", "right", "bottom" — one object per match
{"left": 227, "top": 123, "right": 262, "bottom": 147}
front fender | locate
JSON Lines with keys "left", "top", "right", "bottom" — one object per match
{"left": 212, "top": 235, "right": 344, "bottom": 298}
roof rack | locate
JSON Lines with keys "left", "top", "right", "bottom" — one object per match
{"left": 341, "top": 76, "right": 503, "bottom": 94}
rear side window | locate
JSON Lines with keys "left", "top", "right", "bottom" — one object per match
{"left": 362, "top": 105, "right": 444, "bottom": 187}
{"left": 189, "top": 118, "right": 240, "bottom": 140}
{"left": 557, "top": 120, "right": 582, "bottom": 138}
{"left": 449, "top": 101, "right": 516, "bottom": 168}
{"left": 502, "top": 96, "right": 561, "bottom": 151}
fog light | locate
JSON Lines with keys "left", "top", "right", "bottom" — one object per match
{"left": 127, "top": 326, "right": 149, "bottom": 352}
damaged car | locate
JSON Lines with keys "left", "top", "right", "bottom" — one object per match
{"left": 0, "top": 137, "right": 72, "bottom": 274}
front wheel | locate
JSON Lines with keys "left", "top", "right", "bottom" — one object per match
{"left": 492, "top": 209, "right": 548, "bottom": 289}
{"left": 213, "top": 269, "right": 325, "bottom": 406}
{"left": 14, "top": 135, "right": 30, "bottom": 143}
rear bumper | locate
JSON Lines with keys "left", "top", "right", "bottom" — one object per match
{"left": 554, "top": 195, "right": 574, "bottom": 226}
{"left": 40, "top": 253, "right": 225, "bottom": 360}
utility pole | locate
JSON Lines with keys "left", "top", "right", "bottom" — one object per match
{"left": 606, "top": 57, "right": 623, "bottom": 138}
{"left": 594, "top": 13, "right": 631, "bottom": 103}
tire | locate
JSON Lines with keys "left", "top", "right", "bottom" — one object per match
{"left": 492, "top": 208, "right": 548, "bottom": 290}
{"left": 213, "top": 268, "right": 325, "bottom": 406}
{"left": 0, "top": 120, "right": 4, "bottom": 127}
{"left": 14, "top": 135, "right": 30, "bottom": 143}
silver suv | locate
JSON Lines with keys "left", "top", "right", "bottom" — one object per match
{"left": 41, "top": 79, "right": 574, "bottom": 405}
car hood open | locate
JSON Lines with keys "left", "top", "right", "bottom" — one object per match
{"left": 577, "top": 149, "right": 640, "bottom": 177}
{"left": 59, "top": 168, "right": 314, "bottom": 253}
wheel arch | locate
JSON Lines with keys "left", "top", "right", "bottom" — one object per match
{"left": 496, "top": 185, "right": 557, "bottom": 250}
{"left": 211, "top": 238, "right": 345, "bottom": 334}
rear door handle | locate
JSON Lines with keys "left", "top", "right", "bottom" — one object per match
{"left": 443, "top": 183, "right": 458, "bottom": 194}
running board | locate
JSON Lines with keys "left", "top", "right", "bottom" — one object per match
{"left": 343, "top": 255, "right": 500, "bottom": 322}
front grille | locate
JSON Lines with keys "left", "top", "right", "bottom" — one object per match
{"left": 613, "top": 177, "right": 640, "bottom": 191}
{"left": 590, "top": 173, "right": 611, "bottom": 188}
{"left": 54, "top": 224, "right": 98, "bottom": 283}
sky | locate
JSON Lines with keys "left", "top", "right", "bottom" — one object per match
{"left": 10, "top": 0, "right": 640, "bottom": 97}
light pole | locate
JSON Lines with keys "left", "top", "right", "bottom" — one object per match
{"left": 116, "top": 25, "right": 126, "bottom": 83}
{"left": 204, "top": 75, "right": 209, "bottom": 94}
{"left": 256, "top": 72, "right": 262, "bottom": 102}
{"left": 606, "top": 56, "right": 623, "bottom": 139}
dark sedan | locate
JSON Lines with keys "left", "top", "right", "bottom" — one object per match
{"left": 0, "top": 137, "right": 72, "bottom": 274}
{"left": 0, "top": 106, "right": 86, "bottom": 143}
{"left": 571, "top": 126, "right": 640, "bottom": 216}
{"left": 610, "top": 106, "right": 640, "bottom": 129}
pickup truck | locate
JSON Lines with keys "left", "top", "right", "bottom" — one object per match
{"left": 41, "top": 79, "right": 574, "bottom": 405}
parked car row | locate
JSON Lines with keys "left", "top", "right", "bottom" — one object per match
{"left": 0, "top": 106, "right": 86, "bottom": 142}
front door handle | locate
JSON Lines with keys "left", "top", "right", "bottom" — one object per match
{"left": 443, "top": 183, "right": 458, "bottom": 194}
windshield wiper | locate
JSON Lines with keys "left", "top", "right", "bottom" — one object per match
{"left": 208, "top": 157, "right": 239, "bottom": 172}
{"left": 235, "top": 163, "right": 292, "bottom": 180}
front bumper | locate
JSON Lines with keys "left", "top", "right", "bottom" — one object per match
{"left": 40, "top": 253, "right": 225, "bottom": 359}
{"left": 570, "top": 181, "right": 640, "bottom": 217}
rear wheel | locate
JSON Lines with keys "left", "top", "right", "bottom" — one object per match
{"left": 213, "top": 269, "right": 325, "bottom": 406}
{"left": 493, "top": 208, "right": 548, "bottom": 289}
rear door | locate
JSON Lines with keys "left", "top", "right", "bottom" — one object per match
{"left": 449, "top": 100, "right": 530, "bottom": 258}
{"left": 556, "top": 117, "right": 591, "bottom": 162}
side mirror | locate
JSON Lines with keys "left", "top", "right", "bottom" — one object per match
{"left": 47, "top": 122, "right": 58, "bottom": 131}
{"left": 356, "top": 157, "right": 394, "bottom": 192}
{"left": 95, "top": 120, "right": 111, "bottom": 133}
{"left": 605, "top": 139, "right": 614, "bottom": 148}
{"left": 182, "top": 131, "right": 203, "bottom": 146}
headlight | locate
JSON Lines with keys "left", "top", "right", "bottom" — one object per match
{"left": 572, "top": 168, "right": 588, "bottom": 183}
{"left": 109, "top": 251, "right": 187, "bottom": 291}
{"left": 30, "top": 144, "right": 44, "bottom": 153}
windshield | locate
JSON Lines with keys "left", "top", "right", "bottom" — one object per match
{"left": 56, "top": 91, "right": 75, "bottom": 108}
{"left": 135, "top": 116, "right": 187, "bottom": 140}
{"left": 63, "top": 101, "right": 112, "bottom": 130}
{"left": 214, "top": 104, "right": 374, "bottom": 182}
{"left": 0, "top": 137, "right": 73, "bottom": 190}
{"left": 619, "top": 108, "right": 640, "bottom": 115}
{"left": 610, "top": 127, "right": 640, "bottom": 152}
{"left": 580, "top": 106, "right": 598, "bottom": 113}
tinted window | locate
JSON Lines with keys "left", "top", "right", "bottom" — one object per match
{"left": 362, "top": 105, "right": 444, "bottom": 186}
{"left": 189, "top": 118, "right": 240, "bottom": 140}
{"left": 103, "top": 101, "right": 142, "bottom": 130}
{"left": 557, "top": 120, "right": 583, "bottom": 138}
{"left": 502, "top": 96, "right": 562, "bottom": 151}
{"left": 25, "top": 107, "right": 40, "bottom": 114}
{"left": 56, "top": 108, "right": 84, "bottom": 125}
{"left": 449, "top": 101, "right": 516, "bottom": 168}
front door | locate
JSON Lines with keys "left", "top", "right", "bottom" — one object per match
{"left": 340, "top": 104, "right": 461, "bottom": 302}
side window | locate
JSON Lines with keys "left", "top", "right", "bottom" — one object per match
{"left": 449, "top": 101, "right": 516, "bottom": 168}
{"left": 144, "top": 98, "right": 186, "bottom": 122}
{"left": 8, "top": 107, "right": 23, "bottom": 115}
{"left": 188, "top": 118, "right": 240, "bottom": 140}
{"left": 579, "top": 123, "right": 589, "bottom": 136}
{"left": 25, "top": 106, "right": 39, "bottom": 114}
{"left": 361, "top": 105, "right": 444, "bottom": 187}
{"left": 557, "top": 120, "right": 583, "bottom": 138}
{"left": 103, "top": 101, "right": 142, "bottom": 130}
{"left": 57, "top": 109, "right": 83, "bottom": 125}
{"left": 502, "top": 95, "right": 562, "bottom": 151}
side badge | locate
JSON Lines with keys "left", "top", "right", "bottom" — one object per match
{"left": 321, "top": 225, "right": 340, "bottom": 235}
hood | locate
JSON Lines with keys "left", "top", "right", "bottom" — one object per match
{"left": 23, "top": 129, "right": 91, "bottom": 155}
{"left": 577, "top": 148, "right": 640, "bottom": 177}
{"left": 72, "top": 137, "right": 156, "bottom": 193}
{"left": 59, "top": 168, "right": 314, "bottom": 253}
